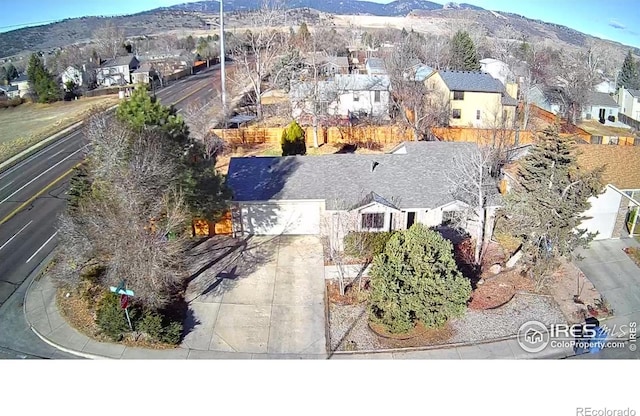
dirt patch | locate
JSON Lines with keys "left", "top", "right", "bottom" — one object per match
{"left": 372, "top": 321, "right": 455, "bottom": 349}
{"left": 624, "top": 247, "right": 640, "bottom": 269}
{"left": 469, "top": 269, "right": 534, "bottom": 310}
{"left": 327, "top": 280, "right": 369, "bottom": 305}
{"left": 547, "top": 260, "right": 611, "bottom": 324}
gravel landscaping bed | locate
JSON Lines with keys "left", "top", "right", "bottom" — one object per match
{"left": 328, "top": 292, "right": 568, "bottom": 352}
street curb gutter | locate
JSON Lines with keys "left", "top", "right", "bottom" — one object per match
{"left": 22, "top": 247, "right": 110, "bottom": 360}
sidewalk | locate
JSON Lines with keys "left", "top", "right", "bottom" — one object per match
{"left": 25, "top": 274, "right": 582, "bottom": 360}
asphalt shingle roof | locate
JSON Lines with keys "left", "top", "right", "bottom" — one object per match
{"left": 101, "top": 54, "right": 137, "bottom": 68}
{"left": 586, "top": 91, "right": 618, "bottom": 107}
{"left": 576, "top": 144, "right": 640, "bottom": 190}
{"left": 227, "top": 141, "right": 488, "bottom": 210}
{"left": 628, "top": 89, "right": 640, "bottom": 98}
{"left": 439, "top": 70, "right": 506, "bottom": 93}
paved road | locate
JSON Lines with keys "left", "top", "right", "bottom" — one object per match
{"left": 0, "top": 66, "right": 225, "bottom": 357}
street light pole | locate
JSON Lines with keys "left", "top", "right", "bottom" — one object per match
{"left": 220, "top": 0, "right": 227, "bottom": 127}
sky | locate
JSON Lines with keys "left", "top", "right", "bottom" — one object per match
{"left": 1, "top": 0, "right": 639, "bottom": 48}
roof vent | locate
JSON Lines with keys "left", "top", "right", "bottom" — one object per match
{"left": 371, "top": 161, "right": 379, "bottom": 172}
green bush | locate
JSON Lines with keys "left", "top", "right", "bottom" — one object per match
{"left": 137, "top": 310, "right": 183, "bottom": 345}
{"left": 96, "top": 293, "right": 132, "bottom": 341}
{"left": 281, "top": 120, "right": 306, "bottom": 156}
{"left": 368, "top": 224, "right": 472, "bottom": 334}
{"left": 344, "top": 231, "right": 394, "bottom": 260}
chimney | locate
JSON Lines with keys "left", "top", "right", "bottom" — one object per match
{"left": 371, "top": 161, "right": 379, "bottom": 172}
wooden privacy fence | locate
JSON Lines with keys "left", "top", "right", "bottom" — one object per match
{"left": 212, "top": 126, "right": 414, "bottom": 147}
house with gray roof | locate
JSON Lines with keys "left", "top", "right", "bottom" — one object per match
{"left": 290, "top": 74, "right": 391, "bottom": 121}
{"left": 365, "top": 57, "right": 386, "bottom": 75}
{"left": 0, "top": 84, "right": 19, "bottom": 99}
{"left": 581, "top": 91, "right": 619, "bottom": 122}
{"left": 226, "top": 141, "right": 500, "bottom": 243}
{"left": 617, "top": 87, "right": 640, "bottom": 121}
{"left": 96, "top": 54, "right": 140, "bottom": 87}
{"left": 425, "top": 70, "right": 518, "bottom": 128}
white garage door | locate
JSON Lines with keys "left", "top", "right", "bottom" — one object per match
{"left": 240, "top": 201, "right": 321, "bottom": 235}
{"left": 580, "top": 187, "right": 622, "bottom": 240}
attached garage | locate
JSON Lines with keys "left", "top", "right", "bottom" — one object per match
{"left": 236, "top": 201, "right": 322, "bottom": 235}
{"left": 580, "top": 186, "right": 622, "bottom": 240}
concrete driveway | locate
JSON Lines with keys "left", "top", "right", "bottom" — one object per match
{"left": 575, "top": 239, "right": 640, "bottom": 316}
{"left": 182, "top": 235, "right": 327, "bottom": 357}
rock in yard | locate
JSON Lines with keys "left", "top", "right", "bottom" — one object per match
{"left": 489, "top": 264, "right": 502, "bottom": 275}
{"left": 506, "top": 249, "right": 523, "bottom": 269}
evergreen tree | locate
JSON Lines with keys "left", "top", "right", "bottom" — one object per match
{"left": 449, "top": 30, "right": 480, "bottom": 71}
{"left": 505, "top": 125, "right": 604, "bottom": 288}
{"left": 4, "top": 63, "right": 18, "bottom": 80}
{"left": 26, "top": 53, "right": 61, "bottom": 103}
{"left": 0, "top": 67, "right": 7, "bottom": 85}
{"left": 618, "top": 50, "right": 640, "bottom": 90}
{"left": 281, "top": 120, "right": 306, "bottom": 156}
{"left": 368, "top": 224, "right": 471, "bottom": 333}
{"left": 297, "top": 22, "right": 311, "bottom": 45}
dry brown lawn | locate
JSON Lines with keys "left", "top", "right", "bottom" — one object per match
{"left": 0, "top": 96, "right": 118, "bottom": 162}
{"left": 577, "top": 119, "right": 633, "bottom": 136}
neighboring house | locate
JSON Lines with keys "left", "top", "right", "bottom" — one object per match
{"left": 617, "top": 87, "right": 640, "bottom": 121}
{"left": 581, "top": 91, "right": 619, "bottom": 121}
{"left": 334, "top": 74, "right": 390, "bottom": 118}
{"left": 96, "top": 54, "right": 140, "bottom": 87}
{"left": 502, "top": 145, "right": 640, "bottom": 240}
{"left": 226, "top": 141, "right": 500, "bottom": 243}
{"left": 11, "top": 74, "right": 30, "bottom": 98}
{"left": 60, "top": 66, "right": 83, "bottom": 88}
{"left": 138, "top": 49, "right": 195, "bottom": 78}
{"left": 132, "top": 62, "right": 155, "bottom": 85}
{"left": 425, "top": 70, "right": 517, "bottom": 128}
{"left": 595, "top": 80, "right": 616, "bottom": 94}
{"left": 365, "top": 57, "right": 386, "bottom": 75}
{"left": 0, "top": 84, "right": 20, "bottom": 99}
{"left": 479, "top": 58, "right": 515, "bottom": 86}
{"left": 576, "top": 145, "right": 640, "bottom": 239}
{"left": 319, "top": 56, "right": 349, "bottom": 76}
{"left": 410, "top": 64, "right": 434, "bottom": 82}
{"left": 290, "top": 74, "right": 391, "bottom": 120}
{"left": 527, "top": 85, "right": 560, "bottom": 114}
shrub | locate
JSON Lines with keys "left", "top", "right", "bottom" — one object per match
{"left": 368, "top": 224, "right": 472, "bottom": 333}
{"left": 344, "top": 231, "right": 394, "bottom": 260}
{"left": 137, "top": 310, "right": 184, "bottom": 345}
{"left": 281, "top": 120, "right": 306, "bottom": 156}
{"left": 96, "top": 293, "right": 132, "bottom": 341}
{"left": 0, "top": 97, "right": 23, "bottom": 108}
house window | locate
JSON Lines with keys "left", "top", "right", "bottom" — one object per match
{"left": 452, "top": 109, "right": 462, "bottom": 119}
{"left": 476, "top": 110, "right": 481, "bottom": 120}
{"left": 453, "top": 91, "right": 464, "bottom": 100}
{"left": 591, "top": 136, "right": 603, "bottom": 144}
{"left": 353, "top": 91, "right": 359, "bottom": 102}
{"left": 442, "top": 210, "right": 464, "bottom": 226}
{"left": 374, "top": 90, "right": 381, "bottom": 103}
{"left": 634, "top": 138, "right": 640, "bottom": 146}
{"left": 361, "top": 213, "right": 384, "bottom": 229}
{"left": 609, "top": 109, "right": 613, "bottom": 115}
{"left": 503, "top": 109, "right": 508, "bottom": 121}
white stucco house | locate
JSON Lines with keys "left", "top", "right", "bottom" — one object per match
{"left": 61, "top": 66, "right": 83, "bottom": 87}
{"left": 96, "top": 54, "right": 140, "bottom": 87}
{"left": 226, "top": 141, "right": 500, "bottom": 246}
{"left": 581, "top": 91, "right": 619, "bottom": 122}
{"left": 617, "top": 87, "right": 640, "bottom": 121}
{"left": 480, "top": 58, "right": 515, "bottom": 86}
{"left": 290, "top": 74, "right": 391, "bottom": 120}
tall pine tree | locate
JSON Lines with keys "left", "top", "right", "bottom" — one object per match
{"left": 506, "top": 125, "right": 603, "bottom": 289}
{"left": 618, "top": 50, "right": 640, "bottom": 90}
{"left": 26, "top": 53, "right": 61, "bottom": 103}
{"left": 449, "top": 31, "right": 480, "bottom": 71}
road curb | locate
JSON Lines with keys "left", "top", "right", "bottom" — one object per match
{"left": 22, "top": 248, "right": 110, "bottom": 360}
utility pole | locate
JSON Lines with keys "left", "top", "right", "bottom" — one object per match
{"left": 220, "top": 0, "right": 227, "bottom": 126}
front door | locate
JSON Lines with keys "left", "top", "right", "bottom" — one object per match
{"left": 406, "top": 212, "right": 416, "bottom": 228}
{"left": 599, "top": 108, "right": 606, "bottom": 120}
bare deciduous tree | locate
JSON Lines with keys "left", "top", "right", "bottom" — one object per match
{"left": 53, "top": 115, "right": 191, "bottom": 308}
{"left": 93, "top": 21, "right": 126, "bottom": 60}
{"left": 229, "top": 1, "right": 286, "bottom": 120}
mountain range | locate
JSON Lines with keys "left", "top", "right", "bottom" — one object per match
{"left": 0, "top": 0, "right": 637, "bottom": 61}
{"left": 161, "top": 0, "right": 484, "bottom": 16}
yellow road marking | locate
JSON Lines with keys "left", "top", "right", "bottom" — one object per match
{"left": 0, "top": 162, "right": 82, "bottom": 226}
{"left": 170, "top": 79, "right": 213, "bottom": 107}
